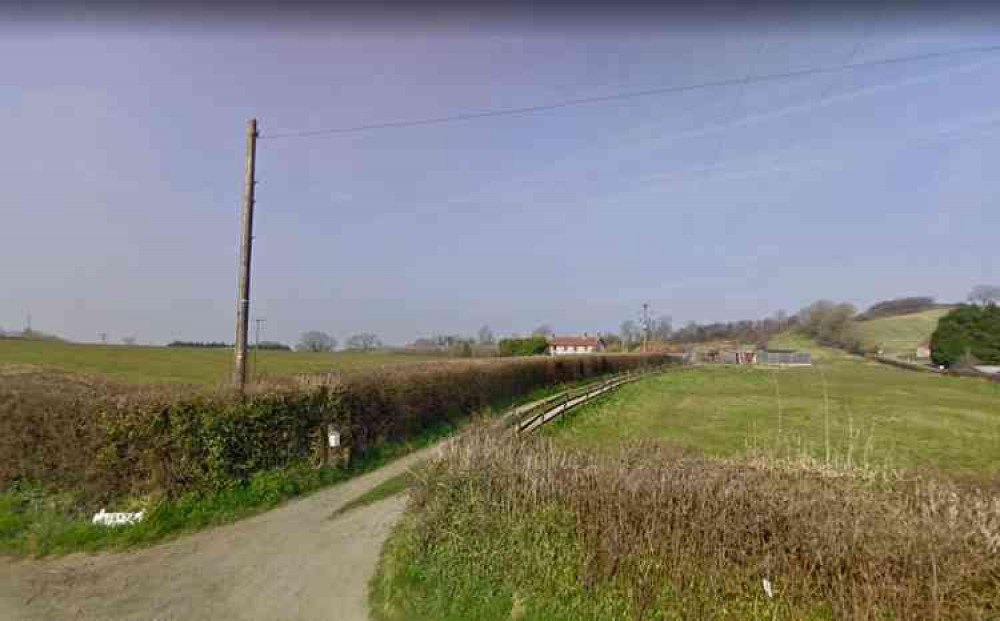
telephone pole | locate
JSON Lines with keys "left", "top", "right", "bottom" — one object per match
{"left": 233, "top": 118, "right": 258, "bottom": 392}
{"left": 641, "top": 303, "right": 650, "bottom": 354}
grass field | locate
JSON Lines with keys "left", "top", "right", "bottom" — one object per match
{"left": 372, "top": 336, "right": 1000, "bottom": 621}
{"left": 0, "top": 339, "right": 443, "bottom": 385}
{"left": 853, "top": 308, "right": 951, "bottom": 356}
{"left": 548, "top": 336, "right": 1000, "bottom": 473}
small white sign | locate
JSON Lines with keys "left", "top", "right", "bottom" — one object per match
{"left": 762, "top": 578, "right": 774, "bottom": 599}
{"left": 92, "top": 509, "right": 145, "bottom": 527}
{"left": 327, "top": 425, "right": 341, "bottom": 448}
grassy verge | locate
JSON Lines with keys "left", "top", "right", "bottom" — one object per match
{"left": 0, "top": 421, "right": 453, "bottom": 557}
{"left": 371, "top": 429, "right": 1000, "bottom": 621}
{"left": 330, "top": 471, "right": 416, "bottom": 520}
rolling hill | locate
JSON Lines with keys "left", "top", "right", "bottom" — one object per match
{"left": 854, "top": 307, "right": 952, "bottom": 356}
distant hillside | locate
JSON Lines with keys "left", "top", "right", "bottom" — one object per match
{"left": 855, "top": 297, "right": 949, "bottom": 322}
{"left": 854, "top": 308, "right": 952, "bottom": 356}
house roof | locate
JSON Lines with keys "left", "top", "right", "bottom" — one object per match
{"left": 549, "top": 336, "right": 601, "bottom": 347}
{"left": 918, "top": 341, "right": 931, "bottom": 348}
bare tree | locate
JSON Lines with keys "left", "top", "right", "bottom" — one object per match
{"left": 968, "top": 285, "right": 1000, "bottom": 306}
{"left": 532, "top": 324, "right": 554, "bottom": 338}
{"left": 619, "top": 320, "right": 640, "bottom": 350}
{"left": 651, "top": 315, "right": 672, "bottom": 342}
{"left": 122, "top": 336, "right": 137, "bottom": 346}
{"left": 297, "top": 331, "right": 337, "bottom": 353}
{"left": 345, "top": 333, "right": 382, "bottom": 352}
{"left": 477, "top": 325, "right": 495, "bottom": 345}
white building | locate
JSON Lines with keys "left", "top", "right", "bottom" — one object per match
{"left": 548, "top": 335, "right": 606, "bottom": 356}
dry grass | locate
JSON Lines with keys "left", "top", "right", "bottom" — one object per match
{"left": 375, "top": 426, "right": 1000, "bottom": 621}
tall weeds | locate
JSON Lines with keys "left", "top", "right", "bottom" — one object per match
{"left": 383, "top": 427, "right": 1000, "bottom": 620}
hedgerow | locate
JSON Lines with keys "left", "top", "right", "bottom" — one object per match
{"left": 0, "top": 354, "right": 672, "bottom": 506}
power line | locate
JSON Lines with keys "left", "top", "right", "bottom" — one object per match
{"left": 262, "top": 42, "right": 1000, "bottom": 140}
{"left": 702, "top": 32, "right": 770, "bottom": 180}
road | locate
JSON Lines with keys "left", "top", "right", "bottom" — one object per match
{"left": 0, "top": 445, "right": 435, "bottom": 621}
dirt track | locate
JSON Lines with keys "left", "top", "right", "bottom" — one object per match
{"left": 0, "top": 446, "right": 435, "bottom": 621}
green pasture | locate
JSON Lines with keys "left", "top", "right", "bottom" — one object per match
{"left": 0, "top": 339, "right": 441, "bottom": 385}
{"left": 550, "top": 338, "right": 1000, "bottom": 473}
{"left": 854, "top": 308, "right": 951, "bottom": 356}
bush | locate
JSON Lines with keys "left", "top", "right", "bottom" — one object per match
{"left": 374, "top": 429, "right": 1000, "bottom": 621}
{"left": 497, "top": 336, "right": 548, "bottom": 356}
{"left": 1, "top": 355, "right": 674, "bottom": 505}
{"left": 930, "top": 304, "right": 1000, "bottom": 367}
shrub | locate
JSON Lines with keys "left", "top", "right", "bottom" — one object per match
{"left": 497, "top": 336, "right": 548, "bottom": 356}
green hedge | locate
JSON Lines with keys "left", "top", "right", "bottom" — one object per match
{"left": 1, "top": 355, "right": 673, "bottom": 505}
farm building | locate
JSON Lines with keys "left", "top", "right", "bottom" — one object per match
{"left": 696, "top": 343, "right": 757, "bottom": 364}
{"left": 757, "top": 349, "right": 812, "bottom": 366}
{"left": 721, "top": 348, "right": 757, "bottom": 364}
{"left": 915, "top": 342, "right": 932, "bottom": 359}
{"left": 548, "top": 335, "right": 606, "bottom": 356}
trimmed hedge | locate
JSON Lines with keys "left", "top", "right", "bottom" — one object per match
{"left": 1, "top": 354, "right": 673, "bottom": 505}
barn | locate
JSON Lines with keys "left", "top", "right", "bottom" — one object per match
{"left": 756, "top": 349, "right": 813, "bottom": 366}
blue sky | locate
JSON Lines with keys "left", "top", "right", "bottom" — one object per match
{"left": 2, "top": 11, "right": 998, "bottom": 346}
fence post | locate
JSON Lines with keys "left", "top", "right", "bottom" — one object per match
{"left": 320, "top": 423, "right": 330, "bottom": 468}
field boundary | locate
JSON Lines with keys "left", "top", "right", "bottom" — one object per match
{"left": 871, "top": 354, "right": 942, "bottom": 374}
{"left": 511, "top": 367, "right": 667, "bottom": 434}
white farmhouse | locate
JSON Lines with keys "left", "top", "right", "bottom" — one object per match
{"left": 548, "top": 335, "right": 606, "bottom": 356}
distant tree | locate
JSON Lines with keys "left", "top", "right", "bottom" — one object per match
{"left": 253, "top": 341, "right": 292, "bottom": 351}
{"left": 345, "top": 333, "right": 382, "bottom": 352}
{"left": 532, "top": 324, "right": 554, "bottom": 339}
{"left": 122, "top": 336, "right": 137, "bottom": 346}
{"left": 600, "top": 332, "right": 623, "bottom": 351}
{"left": 168, "top": 341, "right": 231, "bottom": 348}
{"left": 930, "top": 304, "right": 1000, "bottom": 367}
{"left": 498, "top": 336, "right": 549, "bottom": 357}
{"left": 620, "top": 320, "right": 640, "bottom": 351}
{"left": 477, "top": 325, "right": 495, "bottom": 345}
{"left": 650, "top": 315, "right": 672, "bottom": 342}
{"left": 856, "top": 296, "right": 937, "bottom": 321}
{"left": 297, "top": 331, "right": 337, "bottom": 353}
{"left": 797, "top": 300, "right": 864, "bottom": 353}
{"left": 968, "top": 285, "right": 1000, "bottom": 307}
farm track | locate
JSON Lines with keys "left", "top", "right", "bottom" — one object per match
{"left": 0, "top": 372, "right": 664, "bottom": 621}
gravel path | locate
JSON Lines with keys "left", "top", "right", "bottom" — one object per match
{"left": 0, "top": 445, "right": 437, "bottom": 621}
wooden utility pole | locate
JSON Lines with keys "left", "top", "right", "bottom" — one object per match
{"left": 233, "top": 118, "right": 258, "bottom": 392}
{"left": 642, "top": 303, "right": 650, "bottom": 354}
